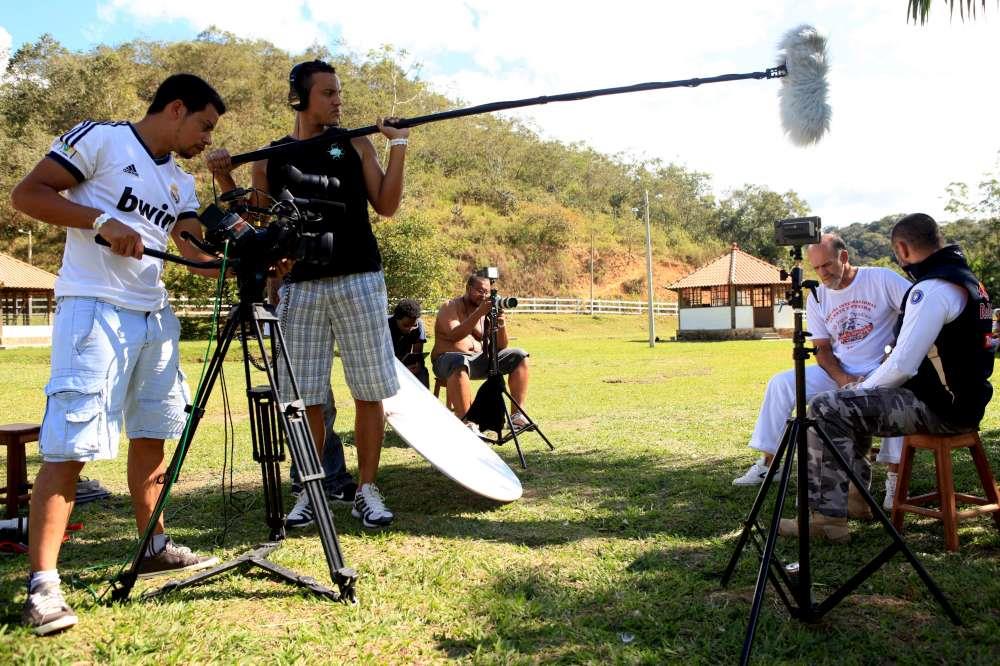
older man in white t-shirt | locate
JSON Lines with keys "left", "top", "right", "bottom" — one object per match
{"left": 733, "top": 234, "right": 911, "bottom": 508}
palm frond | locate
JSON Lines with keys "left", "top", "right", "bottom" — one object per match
{"left": 907, "top": 0, "right": 994, "bottom": 24}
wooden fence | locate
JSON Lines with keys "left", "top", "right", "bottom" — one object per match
{"left": 170, "top": 296, "right": 679, "bottom": 317}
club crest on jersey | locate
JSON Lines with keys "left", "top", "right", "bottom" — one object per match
{"left": 116, "top": 186, "right": 175, "bottom": 230}
{"left": 328, "top": 145, "right": 343, "bottom": 159}
{"left": 170, "top": 183, "right": 180, "bottom": 204}
{"left": 57, "top": 141, "right": 78, "bottom": 159}
{"left": 910, "top": 289, "right": 924, "bottom": 305}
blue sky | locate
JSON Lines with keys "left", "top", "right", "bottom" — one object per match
{"left": 3, "top": 1, "right": 1000, "bottom": 226}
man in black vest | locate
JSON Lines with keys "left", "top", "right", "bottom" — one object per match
{"left": 780, "top": 213, "right": 994, "bottom": 542}
{"left": 208, "top": 60, "right": 408, "bottom": 529}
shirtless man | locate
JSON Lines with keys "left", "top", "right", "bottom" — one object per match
{"left": 431, "top": 274, "right": 530, "bottom": 427}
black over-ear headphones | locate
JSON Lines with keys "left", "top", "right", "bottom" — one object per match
{"left": 287, "top": 61, "right": 312, "bottom": 111}
{"left": 289, "top": 60, "right": 334, "bottom": 112}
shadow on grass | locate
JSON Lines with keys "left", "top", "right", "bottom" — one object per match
{"left": 2, "top": 431, "right": 997, "bottom": 659}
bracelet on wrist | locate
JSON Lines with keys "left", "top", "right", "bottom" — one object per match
{"left": 388, "top": 138, "right": 408, "bottom": 147}
{"left": 93, "top": 212, "right": 111, "bottom": 232}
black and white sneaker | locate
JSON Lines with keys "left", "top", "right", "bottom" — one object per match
{"left": 352, "top": 483, "right": 394, "bottom": 528}
{"left": 22, "top": 581, "right": 78, "bottom": 636}
{"left": 284, "top": 492, "right": 315, "bottom": 529}
{"left": 326, "top": 481, "right": 358, "bottom": 506}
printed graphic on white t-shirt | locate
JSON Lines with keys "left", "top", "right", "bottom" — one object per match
{"left": 47, "top": 121, "right": 200, "bottom": 311}
{"left": 806, "top": 267, "right": 911, "bottom": 376}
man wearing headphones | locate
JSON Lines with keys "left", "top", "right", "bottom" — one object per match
{"left": 208, "top": 60, "right": 408, "bottom": 529}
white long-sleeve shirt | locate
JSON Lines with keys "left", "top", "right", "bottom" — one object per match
{"left": 860, "top": 278, "right": 967, "bottom": 389}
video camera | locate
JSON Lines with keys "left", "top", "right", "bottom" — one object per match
{"left": 199, "top": 203, "right": 333, "bottom": 268}
{"left": 196, "top": 164, "right": 348, "bottom": 270}
{"left": 774, "top": 216, "right": 821, "bottom": 246}
{"left": 477, "top": 266, "right": 518, "bottom": 309}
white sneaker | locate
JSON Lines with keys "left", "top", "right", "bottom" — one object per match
{"left": 509, "top": 411, "right": 530, "bottom": 429}
{"left": 284, "top": 492, "right": 314, "bottom": 529}
{"left": 883, "top": 472, "right": 898, "bottom": 511}
{"left": 733, "top": 458, "right": 778, "bottom": 486}
{"left": 352, "top": 483, "right": 394, "bottom": 528}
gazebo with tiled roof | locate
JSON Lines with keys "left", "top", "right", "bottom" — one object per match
{"left": 667, "top": 243, "right": 791, "bottom": 340}
{"left": 0, "top": 252, "right": 57, "bottom": 347}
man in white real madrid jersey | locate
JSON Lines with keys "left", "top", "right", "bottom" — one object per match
{"left": 11, "top": 74, "right": 226, "bottom": 636}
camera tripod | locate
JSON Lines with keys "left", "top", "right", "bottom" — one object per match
{"left": 719, "top": 245, "right": 959, "bottom": 665}
{"left": 108, "top": 246, "right": 356, "bottom": 604}
{"left": 465, "top": 285, "right": 553, "bottom": 469}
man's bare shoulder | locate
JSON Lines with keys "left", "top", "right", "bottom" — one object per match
{"left": 437, "top": 296, "right": 462, "bottom": 317}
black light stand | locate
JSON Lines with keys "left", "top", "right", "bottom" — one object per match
{"left": 107, "top": 240, "right": 356, "bottom": 604}
{"left": 465, "top": 282, "right": 553, "bottom": 469}
{"left": 719, "top": 244, "right": 959, "bottom": 665}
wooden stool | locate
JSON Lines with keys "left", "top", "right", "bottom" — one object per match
{"left": 892, "top": 432, "right": 1000, "bottom": 551}
{"left": 0, "top": 423, "right": 40, "bottom": 518}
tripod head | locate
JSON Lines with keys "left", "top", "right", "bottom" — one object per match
{"left": 779, "top": 244, "right": 819, "bottom": 310}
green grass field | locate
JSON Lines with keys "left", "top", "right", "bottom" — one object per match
{"left": 1, "top": 314, "right": 998, "bottom": 664}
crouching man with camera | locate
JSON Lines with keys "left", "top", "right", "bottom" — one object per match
{"left": 431, "top": 273, "right": 530, "bottom": 432}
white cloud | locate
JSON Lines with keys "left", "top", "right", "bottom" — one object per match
{"left": 97, "top": 1, "right": 1000, "bottom": 225}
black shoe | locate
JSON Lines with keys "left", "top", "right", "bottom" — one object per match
{"left": 325, "top": 481, "right": 358, "bottom": 506}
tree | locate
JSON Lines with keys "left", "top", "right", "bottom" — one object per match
{"left": 716, "top": 186, "right": 811, "bottom": 262}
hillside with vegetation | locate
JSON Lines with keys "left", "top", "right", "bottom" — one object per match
{"left": 2, "top": 31, "right": 996, "bottom": 307}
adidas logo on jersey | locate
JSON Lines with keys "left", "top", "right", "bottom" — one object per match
{"left": 122, "top": 164, "right": 139, "bottom": 177}
{"left": 116, "top": 186, "right": 175, "bottom": 230}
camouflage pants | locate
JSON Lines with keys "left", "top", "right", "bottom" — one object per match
{"left": 805, "top": 388, "right": 965, "bottom": 518}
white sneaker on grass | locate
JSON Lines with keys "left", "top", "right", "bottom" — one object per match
{"left": 733, "top": 458, "right": 779, "bottom": 486}
{"left": 284, "top": 492, "right": 315, "bottom": 530}
{"left": 352, "top": 483, "right": 394, "bottom": 528}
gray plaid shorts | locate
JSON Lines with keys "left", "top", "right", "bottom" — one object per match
{"left": 276, "top": 271, "right": 399, "bottom": 404}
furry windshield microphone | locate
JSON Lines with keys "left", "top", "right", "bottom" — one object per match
{"left": 777, "top": 24, "right": 831, "bottom": 146}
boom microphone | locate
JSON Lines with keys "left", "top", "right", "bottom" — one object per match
{"left": 776, "top": 24, "right": 831, "bottom": 146}
{"left": 230, "top": 23, "right": 833, "bottom": 166}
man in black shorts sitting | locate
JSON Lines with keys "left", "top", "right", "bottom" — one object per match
{"left": 431, "top": 275, "right": 530, "bottom": 429}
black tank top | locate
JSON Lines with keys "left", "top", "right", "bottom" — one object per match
{"left": 265, "top": 134, "right": 382, "bottom": 280}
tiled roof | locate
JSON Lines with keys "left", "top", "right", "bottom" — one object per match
{"left": 668, "top": 244, "right": 787, "bottom": 289}
{"left": 0, "top": 252, "right": 57, "bottom": 290}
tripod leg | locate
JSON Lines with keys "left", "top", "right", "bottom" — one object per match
{"left": 111, "top": 309, "right": 243, "bottom": 602}
{"left": 740, "top": 420, "right": 800, "bottom": 666}
{"left": 809, "top": 424, "right": 961, "bottom": 625}
{"left": 721, "top": 418, "right": 795, "bottom": 586}
{"left": 504, "top": 390, "right": 555, "bottom": 451}
{"left": 253, "top": 308, "right": 357, "bottom": 602}
{"left": 502, "top": 400, "right": 528, "bottom": 469}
